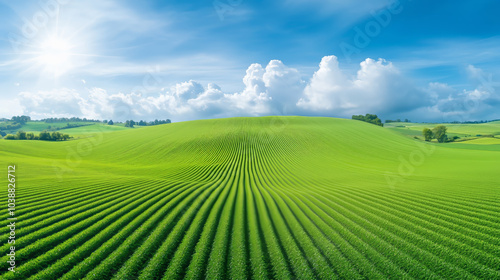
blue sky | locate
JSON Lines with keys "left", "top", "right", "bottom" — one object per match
{"left": 0, "top": 0, "right": 499, "bottom": 122}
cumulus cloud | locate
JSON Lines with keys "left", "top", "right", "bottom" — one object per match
{"left": 425, "top": 82, "right": 500, "bottom": 122}
{"left": 13, "top": 57, "right": 500, "bottom": 122}
{"left": 19, "top": 89, "right": 85, "bottom": 118}
{"left": 225, "top": 60, "right": 304, "bottom": 115}
{"left": 297, "top": 56, "right": 431, "bottom": 117}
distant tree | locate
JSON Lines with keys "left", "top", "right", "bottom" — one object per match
{"left": 103, "top": 120, "right": 108, "bottom": 124}
{"left": 432, "top": 125, "right": 448, "bottom": 143}
{"left": 26, "top": 132, "right": 35, "bottom": 140}
{"left": 4, "top": 134, "right": 16, "bottom": 140}
{"left": 108, "top": 120, "right": 114, "bottom": 125}
{"left": 125, "top": 120, "right": 135, "bottom": 128}
{"left": 48, "top": 131, "right": 69, "bottom": 141}
{"left": 11, "top": 115, "right": 30, "bottom": 125}
{"left": 43, "top": 117, "right": 101, "bottom": 123}
{"left": 16, "top": 131, "right": 27, "bottom": 140}
{"left": 0, "top": 131, "right": 6, "bottom": 137}
{"left": 51, "top": 132, "right": 60, "bottom": 140}
{"left": 422, "top": 128, "right": 433, "bottom": 141}
{"left": 352, "top": 114, "right": 383, "bottom": 127}
{"left": 405, "top": 119, "right": 410, "bottom": 123}
{"left": 39, "top": 131, "right": 52, "bottom": 141}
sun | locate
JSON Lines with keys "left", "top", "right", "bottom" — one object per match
{"left": 35, "top": 36, "right": 75, "bottom": 77}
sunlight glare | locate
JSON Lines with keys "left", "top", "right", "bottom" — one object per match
{"left": 36, "top": 36, "right": 74, "bottom": 76}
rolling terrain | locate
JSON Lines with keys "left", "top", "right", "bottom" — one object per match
{"left": 1, "top": 116, "right": 499, "bottom": 279}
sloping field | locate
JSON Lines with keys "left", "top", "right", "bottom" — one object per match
{"left": 452, "top": 137, "right": 500, "bottom": 145}
{"left": 1, "top": 117, "right": 499, "bottom": 279}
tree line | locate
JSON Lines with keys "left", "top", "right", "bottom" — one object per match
{"left": 11, "top": 115, "right": 31, "bottom": 124}
{"left": 0, "top": 123, "right": 22, "bottom": 131}
{"left": 0, "top": 115, "right": 31, "bottom": 131}
{"left": 352, "top": 114, "right": 383, "bottom": 127}
{"left": 4, "top": 131, "right": 70, "bottom": 141}
{"left": 385, "top": 118, "right": 411, "bottom": 123}
{"left": 104, "top": 119, "right": 171, "bottom": 128}
{"left": 43, "top": 117, "right": 102, "bottom": 123}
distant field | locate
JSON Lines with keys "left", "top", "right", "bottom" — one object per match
{"left": 452, "top": 137, "right": 500, "bottom": 145}
{"left": 386, "top": 121, "right": 500, "bottom": 143}
{"left": 60, "top": 123, "right": 132, "bottom": 138}
{"left": 22, "top": 122, "right": 91, "bottom": 132}
{"left": 0, "top": 117, "right": 499, "bottom": 279}
{"left": 1, "top": 121, "right": 133, "bottom": 138}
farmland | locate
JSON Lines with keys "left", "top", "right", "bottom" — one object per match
{"left": 386, "top": 121, "right": 500, "bottom": 142}
{"left": 0, "top": 116, "right": 499, "bottom": 279}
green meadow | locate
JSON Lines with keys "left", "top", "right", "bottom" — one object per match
{"left": 386, "top": 121, "right": 500, "bottom": 141}
{"left": 1, "top": 116, "right": 499, "bottom": 279}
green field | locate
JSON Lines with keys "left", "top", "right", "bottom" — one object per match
{"left": 1, "top": 117, "right": 499, "bottom": 279}
{"left": 56, "top": 123, "right": 132, "bottom": 138}
{"left": 1, "top": 121, "right": 133, "bottom": 140}
{"left": 386, "top": 121, "right": 500, "bottom": 142}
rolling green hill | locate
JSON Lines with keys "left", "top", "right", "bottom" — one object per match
{"left": 1, "top": 116, "right": 499, "bottom": 279}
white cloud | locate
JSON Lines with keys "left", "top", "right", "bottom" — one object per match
{"left": 297, "top": 56, "right": 431, "bottom": 117}
{"left": 11, "top": 57, "right": 500, "bottom": 122}
{"left": 18, "top": 89, "right": 84, "bottom": 119}
{"left": 0, "top": 99, "right": 23, "bottom": 118}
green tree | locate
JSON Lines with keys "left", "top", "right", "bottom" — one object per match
{"left": 352, "top": 114, "right": 383, "bottom": 127}
{"left": 51, "top": 132, "right": 60, "bottom": 140}
{"left": 422, "top": 128, "right": 433, "bottom": 142}
{"left": 125, "top": 120, "right": 135, "bottom": 128}
{"left": 11, "top": 115, "right": 30, "bottom": 124}
{"left": 432, "top": 125, "right": 448, "bottom": 143}
{"left": 16, "top": 130, "right": 27, "bottom": 140}
{"left": 108, "top": 120, "right": 114, "bottom": 125}
{"left": 26, "top": 132, "right": 35, "bottom": 140}
{"left": 39, "top": 131, "right": 52, "bottom": 141}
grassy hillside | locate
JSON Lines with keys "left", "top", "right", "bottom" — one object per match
{"left": 1, "top": 117, "right": 499, "bottom": 279}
